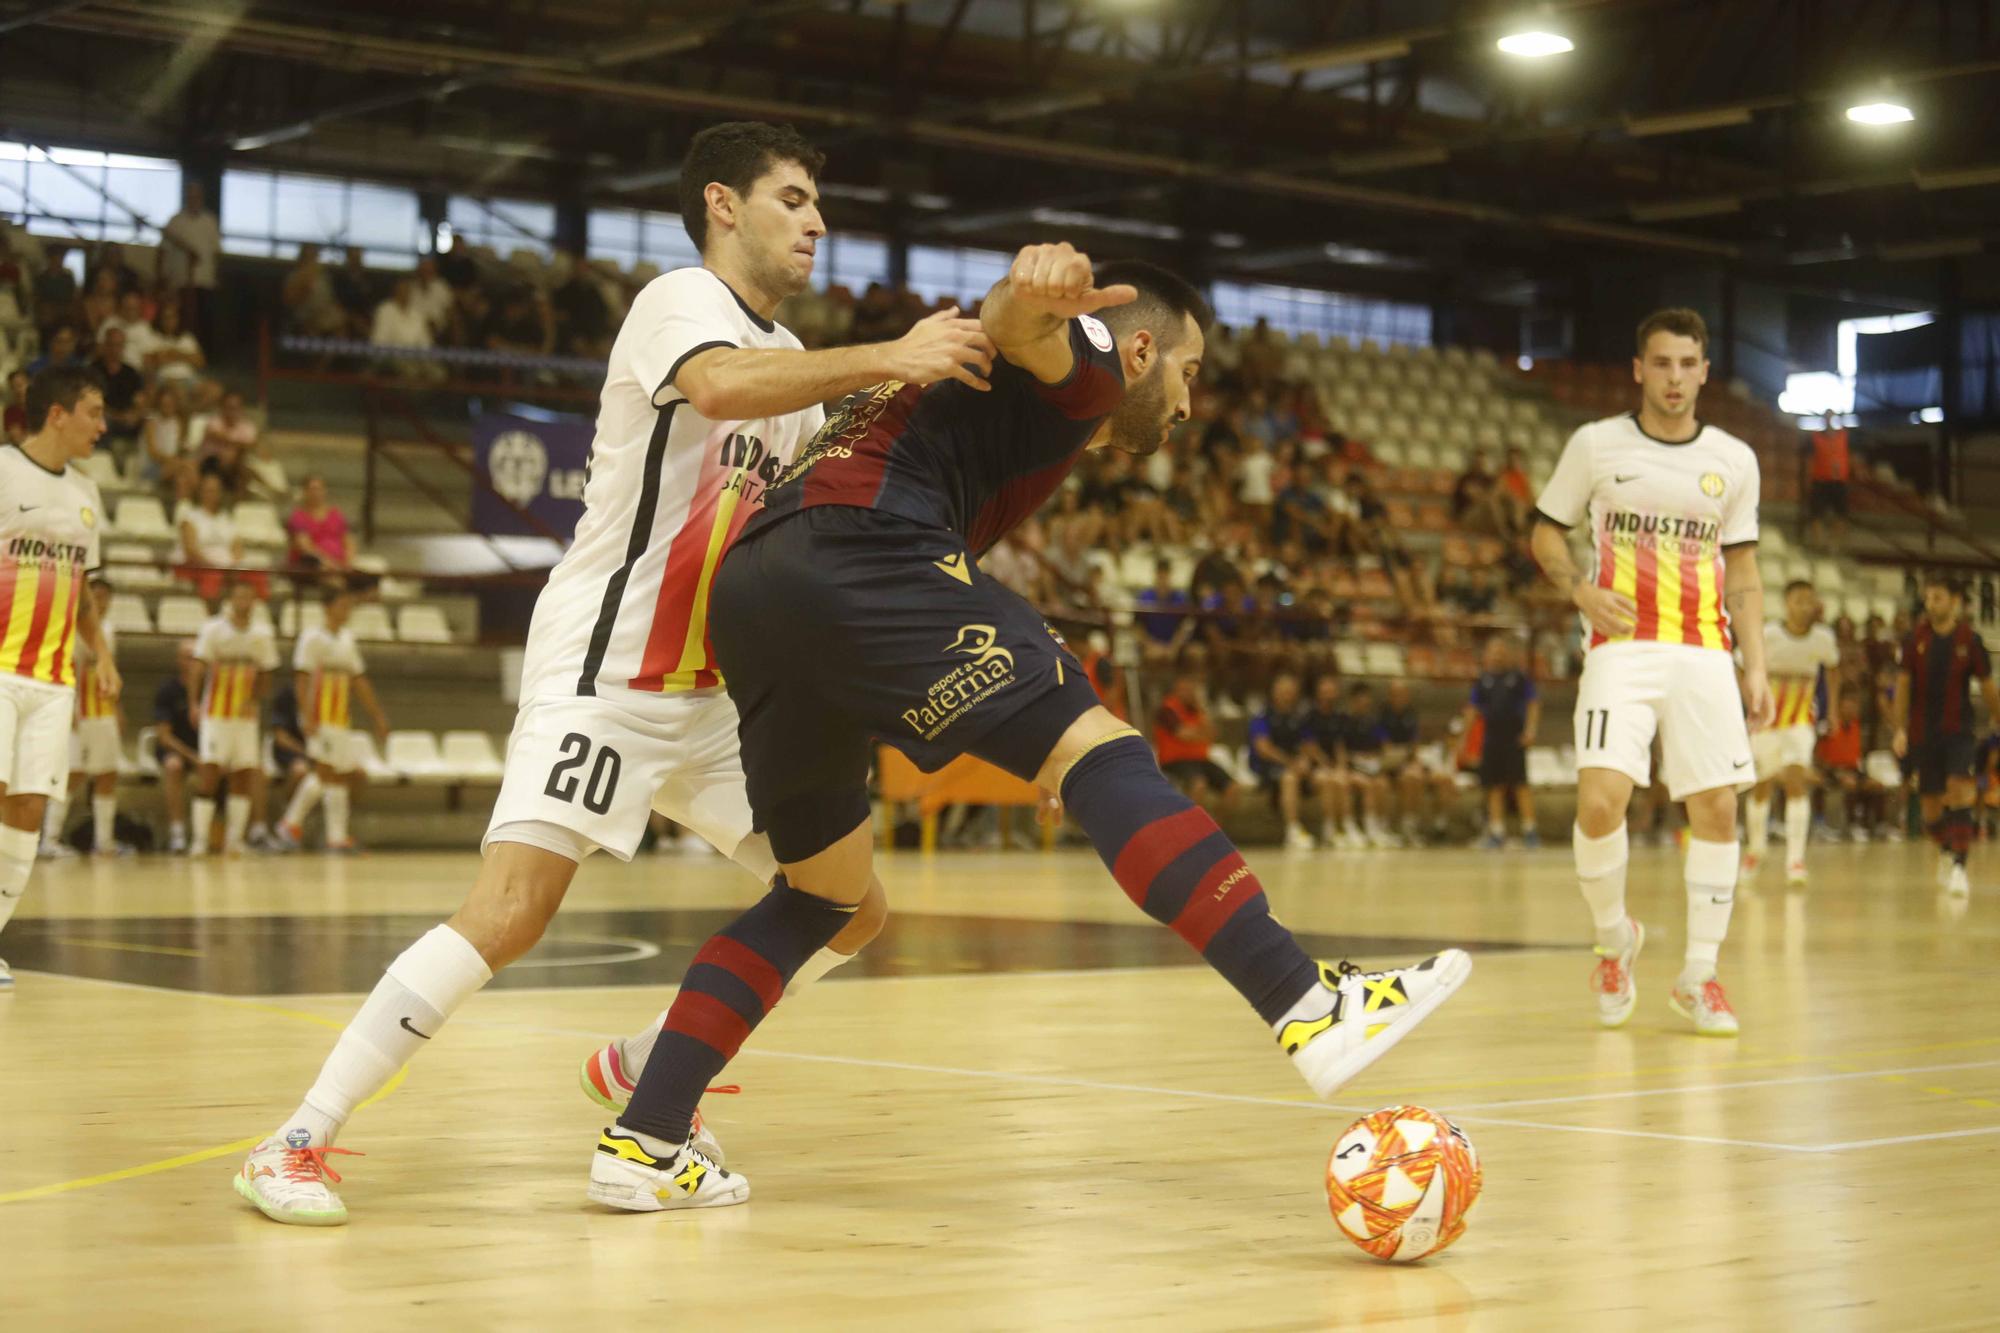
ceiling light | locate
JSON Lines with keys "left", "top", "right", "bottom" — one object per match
{"left": 1497, "top": 31, "right": 1573, "bottom": 58}
{"left": 1846, "top": 101, "right": 1913, "bottom": 125}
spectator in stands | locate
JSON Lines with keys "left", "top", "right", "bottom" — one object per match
{"left": 284, "top": 244, "right": 348, "bottom": 338}
{"left": 1452, "top": 449, "right": 1525, "bottom": 540}
{"left": 85, "top": 243, "right": 141, "bottom": 299}
{"left": 194, "top": 389, "right": 267, "bottom": 498}
{"left": 1152, "top": 657, "right": 1240, "bottom": 810}
{"left": 1234, "top": 436, "right": 1277, "bottom": 525}
{"left": 3, "top": 368, "right": 28, "bottom": 445}
{"left": 370, "top": 275, "right": 442, "bottom": 380}
{"left": 144, "top": 299, "right": 206, "bottom": 387}
{"left": 1238, "top": 317, "right": 1283, "bottom": 388}
{"left": 1806, "top": 410, "right": 1851, "bottom": 549}
{"left": 1134, "top": 556, "right": 1194, "bottom": 671}
{"left": 411, "top": 255, "right": 455, "bottom": 339}
{"left": 1304, "top": 673, "right": 1364, "bottom": 848}
{"left": 287, "top": 475, "right": 352, "bottom": 572}
{"left": 1249, "top": 670, "right": 1321, "bottom": 850}
{"left": 177, "top": 471, "right": 245, "bottom": 603}
{"left": 30, "top": 242, "right": 78, "bottom": 343}
{"left": 1078, "top": 629, "right": 1127, "bottom": 722}
{"left": 79, "top": 267, "right": 121, "bottom": 338}
{"left": 90, "top": 326, "right": 145, "bottom": 457}
{"left": 26, "top": 324, "right": 82, "bottom": 376}
{"left": 485, "top": 285, "right": 554, "bottom": 357}
{"left": 1498, "top": 445, "right": 1533, "bottom": 508}
{"left": 1464, "top": 635, "right": 1541, "bottom": 849}
{"left": 153, "top": 640, "right": 202, "bottom": 853}
{"left": 1039, "top": 515, "right": 1101, "bottom": 611}
{"left": 140, "top": 380, "right": 198, "bottom": 497}
{"left": 1272, "top": 458, "right": 1333, "bottom": 553}
{"left": 1817, "top": 692, "right": 1886, "bottom": 840}
{"left": 332, "top": 246, "right": 377, "bottom": 338}
{"left": 159, "top": 181, "right": 221, "bottom": 345}
{"left": 1374, "top": 679, "right": 1459, "bottom": 844}
{"left": 550, "top": 248, "right": 612, "bottom": 358}
{"left": 99, "top": 290, "right": 158, "bottom": 372}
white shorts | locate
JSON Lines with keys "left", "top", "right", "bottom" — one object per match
{"left": 482, "top": 689, "right": 775, "bottom": 879}
{"left": 1574, "top": 642, "right": 1754, "bottom": 801}
{"left": 308, "top": 727, "right": 365, "bottom": 774}
{"left": 199, "top": 717, "right": 261, "bottom": 771}
{"left": 1751, "top": 723, "right": 1818, "bottom": 781}
{"left": 75, "top": 716, "right": 121, "bottom": 776}
{"left": 0, "top": 677, "right": 73, "bottom": 800}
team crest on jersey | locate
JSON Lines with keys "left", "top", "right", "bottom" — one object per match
{"left": 1700, "top": 472, "right": 1725, "bottom": 499}
{"left": 80, "top": 506, "right": 96, "bottom": 528}
{"left": 1079, "top": 314, "right": 1114, "bottom": 353}
{"left": 901, "top": 625, "right": 1018, "bottom": 741}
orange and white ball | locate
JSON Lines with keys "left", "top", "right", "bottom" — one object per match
{"left": 1325, "top": 1105, "right": 1481, "bottom": 1262}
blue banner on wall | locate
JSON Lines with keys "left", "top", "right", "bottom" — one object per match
{"left": 470, "top": 411, "right": 592, "bottom": 540}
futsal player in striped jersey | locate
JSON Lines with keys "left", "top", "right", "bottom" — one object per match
{"left": 1742, "top": 580, "right": 1838, "bottom": 886}
{"left": 187, "top": 579, "right": 279, "bottom": 857}
{"left": 1531, "top": 308, "right": 1774, "bottom": 1037}
{"left": 236, "top": 120, "right": 999, "bottom": 1224}
{"left": 70, "top": 577, "right": 127, "bottom": 856}
{"left": 0, "top": 367, "right": 120, "bottom": 990}
{"left": 276, "top": 585, "right": 388, "bottom": 853}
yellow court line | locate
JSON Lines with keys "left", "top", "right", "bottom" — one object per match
{"left": 45, "top": 937, "right": 205, "bottom": 958}
{"left": 0, "top": 987, "right": 408, "bottom": 1207}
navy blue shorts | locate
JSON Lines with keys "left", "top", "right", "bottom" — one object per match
{"left": 1905, "top": 733, "right": 1976, "bottom": 795}
{"left": 711, "top": 507, "right": 1102, "bottom": 863}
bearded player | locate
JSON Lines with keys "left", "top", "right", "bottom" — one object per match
{"left": 585, "top": 244, "right": 1471, "bottom": 1212}
{"left": 235, "top": 121, "right": 997, "bottom": 1224}
{"left": 1531, "top": 308, "right": 1773, "bottom": 1037}
{"left": 0, "top": 367, "right": 121, "bottom": 989}
{"left": 1742, "top": 579, "right": 1838, "bottom": 886}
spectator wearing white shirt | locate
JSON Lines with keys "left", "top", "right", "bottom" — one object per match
{"left": 160, "top": 181, "right": 222, "bottom": 345}
{"left": 411, "top": 256, "right": 455, "bottom": 337}
{"left": 369, "top": 276, "right": 444, "bottom": 383}
{"left": 144, "top": 300, "right": 206, "bottom": 386}
{"left": 99, "top": 290, "right": 161, "bottom": 373}
{"left": 177, "top": 471, "right": 245, "bottom": 603}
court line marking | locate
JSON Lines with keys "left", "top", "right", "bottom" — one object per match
{"left": 43, "top": 937, "right": 205, "bottom": 958}
{"left": 1811, "top": 1125, "right": 2000, "bottom": 1152}
{"left": 1452, "top": 1058, "right": 2000, "bottom": 1111}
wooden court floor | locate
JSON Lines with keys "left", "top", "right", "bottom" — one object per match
{"left": 2, "top": 840, "right": 1996, "bottom": 1331}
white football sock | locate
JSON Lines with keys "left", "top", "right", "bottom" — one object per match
{"left": 1784, "top": 797, "right": 1810, "bottom": 867}
{"left": 0, "top": 825, "right": 36, "bottom": 936}
{"left": 1744, "top": 794, "right": 1770, "bottom": 855}
{"left": 1272, "top": 968, "right": 1336, "bottom": 1034}
{"left": 190, "top": 795, "right": 216, "bottom": 851}
{"left": 1682, "top": 837, "right": 1739, "bottom": 983}
{"left": 223, "top": 794, "right": 251, "bottom": 853}
{"left": 92, "top": 795, "right": 116, "bottom": 852}
{"left": 279, "top": 924, "right": 493, "bottom": 1148}
{"left": 787, "top": 944, "right": 856, "bottom": 993}
{"left": 1573, "top": 822, "right": 1632, "bottom": 953}
{"left": 282, "top": 772, "right": 323, "bottom": 832}
{"left": 324, "top": 785, "right": 351, "bottom": 845}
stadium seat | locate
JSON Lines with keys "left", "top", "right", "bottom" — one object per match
{"left": 234, "top": 502, "right": 288, "bottom": 548}
{"left": 75, "top": 452, "right": 125, "bottom": 493}
{"left": 384, "top": 730, "right": 449, "bottom": 781}
{"left": 1759, "top": 525, "right": 1789, "bottom": 558}
{"left": 105, "top": 541, "right": 171, "bottom": 589}
{"left": 154, "top": 594, "right": 206, "bottom": 636}
{"left": 1864, "top": 749, "right": 1903, "bottom": 789}
{"left": 250, "top": 602, "right": 275, "bottom": 635}
{"left": 439, "top": 731, "right": 505, "bottom": 782}
{"left": 279, "top": 599, "right": 326, "bottom": 637}
{"left": 378, "top": 576, "right": 423, "bottom": 602}
{"left": 396, "top": 604, "right": 452, "bottom": 644}
{"left": 349, "top": 603, "right": 395, "bottom": 641}
{"left": 1334, "top": 642, "right": 1367, "bottom": 676}
{"left": 1363, "top": 643, "right": 1407, "bottom": 677}
{"left": 105, "top": 593, "right": 152, "bottom": 635}
{"left": 1526, "top": 746, "right": 1569, "bottom": 787}
{"left": 350, "top": 553, "right": 390, "bottom": 575}
{"left": 1811, "top": 559, "right": 1846, "bottom": 593}
{"left": 344, "top": 731, "right": 398, "bottom": 783}
{"left": 113, "top": 497, "right": 173, "bottom": 543}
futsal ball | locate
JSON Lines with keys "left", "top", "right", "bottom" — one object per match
{"left": 1325, "top": 1105, "right": 1481, "bottom": 1262}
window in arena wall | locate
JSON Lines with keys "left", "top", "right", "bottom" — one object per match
{"left": 906, "top": 245, "right": 1012, "bottom": 305}
{"left": 585, "top": 207, "right": 701, "bottom": 273}
{"left": 445, "top": 195, "right": 557, "bottom": 262}
{"left": 1211, "top": 278, "right": 1432, "bottom": 346}
{"left": 0, "top": 140, "right": 181, "bottom": 245}
{"left": 817, "top": 234, "right": 890, "bottom": 293}
{"left": 221, "top": 168, "right": 423, "bottom": 268}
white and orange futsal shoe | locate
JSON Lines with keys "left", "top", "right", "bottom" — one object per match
{"left": 1591, "top": 918, "right": 1644, "bottom": 1029}
{"left": 233, "top": 1136, "right": 360, "bottom": 1226}
{"left": 1668, "top": 975, "right": 1741, "bottom": 1037}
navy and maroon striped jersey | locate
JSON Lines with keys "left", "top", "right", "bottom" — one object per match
{"left": 1902, "top": 619, "right": 1992, "bottom": 743}
{"left": 744, "top": 316, "right": 1126, "bottom": 556}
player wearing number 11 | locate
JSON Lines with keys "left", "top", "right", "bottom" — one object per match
{"left": 1530, "top": 308, "right": 1774, "bottom": 1037}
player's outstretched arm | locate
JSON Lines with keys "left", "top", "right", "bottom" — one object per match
{"left": 1725, "top": 544, "right": 1774, "bottom": 731}
{"left": 675, "top": 310, "right": 997, "bottom": 420}
{"left": 979, "top": 242, "right": 1137, "bottom": 385}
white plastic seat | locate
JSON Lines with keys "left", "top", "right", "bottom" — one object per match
{"left": 234, "top": 502, "right": 288, "bottom": 548}
{"left": 1526, "top": 746, "right": 1566, "bottom": 787}
{"left": 279, "top": 600, "right": 326, "bottom": 638}
{"left": 1334, "top": 642, "right": 1368, "bottom": 676}
{"left": 106, "top": 594, "right": 153, "bottom": 635}
{"left": 384, "top": 730, "right": 448, "bottom": 782}
{"left": 377, "top": 576, "right": 423, "bottom": 602}
{"left": 348, "top": 731, "right": 398, "bottom": 783}
{"left": 113, "top": 496, "right": 173, "bottom": 543}
{"left": 1810, "top": 559, "right": 1846, "bottom": 593}
{"left": 395, "top": 604, "right": 451, "bottom": 644}
{"left": 154, "top": 594, "right": 207, "bottom": 636}
{"left": 438, "top": 731, "right": 504, "bottom": 782}
{"left": 105, "top": 541, "right": 171, "bottom": 590}
{"left": 350, "top": 552, "right": 390, "bottom": 575}
{"left": 1864, "top": 749, "right": 1903, "bottom": 789}
{"left": 75, "top": 453, "right": 125, "bottom": 492}
{"left": 1363, "top": 643, "right": 1407, "bottom": 677}
{"left": 349, "top": 603, "right": 395, "bottom": 642}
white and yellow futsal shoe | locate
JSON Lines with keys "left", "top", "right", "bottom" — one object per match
{"left": 1668, "top": 975, "right": 1741, "bottom": 1037}
{"left": 233, "top": 1136, "right": 359, "bottom": 1226}
{"left": 1591, "top": 918, "right": 1645, "bottom": 1029}
{"left": 1279, "top": 952, "right": 1473, "bottom": 1099}
{"left": 587, "top": 1128, "right": 748, "bottom": 1213}
{"left": 579, "top": 1014, "right": 726, "bottom": 1164}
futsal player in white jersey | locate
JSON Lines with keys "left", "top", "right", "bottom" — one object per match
{"left": 70, "top": 577, "right": 126, "bottom": 855}
{"left": 236, "top": 120, "right": 998, "bottom": 1224}
{"left": 1530, "top": 308, "right": 1774, "bottom": 1037}
{"left": 0, "top": 368, "right": 120, "bottom": 990}
{"left": 188, "top": 579, "right": 280, "bottom": 856}
{"left": 276, "top": 585, "right": 388, "bottom": 852}
{"left": 1743, "top": 580, "right": 1838, "bottom": 885}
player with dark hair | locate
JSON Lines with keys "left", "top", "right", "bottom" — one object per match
{"left": 0, "top": 366, "right": 120, "bottom": 988}
{"left": 585, "top": 243, "right": 1471, "bottom": 1212}
{"left": 1743, "top": 578, "right": 1838, "bottom": 886}
{"left": 1892, "top": 575, "right": 1999, "bottom": 898}
{"left": 235, "top": 120, "right": 997, "bottom": 1226}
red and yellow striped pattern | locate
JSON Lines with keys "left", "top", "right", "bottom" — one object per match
{"left": 1590, "top": 526, "right": 1729, "bottom": 651}
{"left": 626, "top": 460, "right": 756, "bottom": 693}
{"left": 1771, "top": 677, "right": 1819, "bottom": 730}
{"left": 0, "top": 559, "right": 83, "bottom": 688}
{"left": 310, "top": 671, "right": 353, "bottom": 729}
{"left": 204, "top": 662, "right": 261, "bottom": 720}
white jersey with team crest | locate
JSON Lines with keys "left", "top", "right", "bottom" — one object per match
{"left": 1760, "top": 620, "right": 1838, "bottom": 729}
{"left": 517, "top": 266, "right": 825, "bottom": 705}
{"left": 192, "top": 613, "right": 279, "bottom": 720}
{"left": 0, "top": 443, "right": 104, "bottom": 692}
{"left": 294, "top": 624, "right": 367, "bottom": 730}
{"left": 1536, "top": 413, "right": 1760, "bottom": 654}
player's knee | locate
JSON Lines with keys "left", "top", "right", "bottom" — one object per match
{"left": 455, "top": 861, "right": 568, "bottom": 968}
{"left": 1683, "top": 787, "right": 1738, "bottom": 838}
{"left": 1574, "top": 787, "right": 1626, "bottom": 836}
{"left": 838, "top": 877, "right": 890, "bottom": 952}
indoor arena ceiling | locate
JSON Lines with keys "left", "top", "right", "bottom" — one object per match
{"left": 5, "top": 0, "right": 2000, "bottom": 304}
